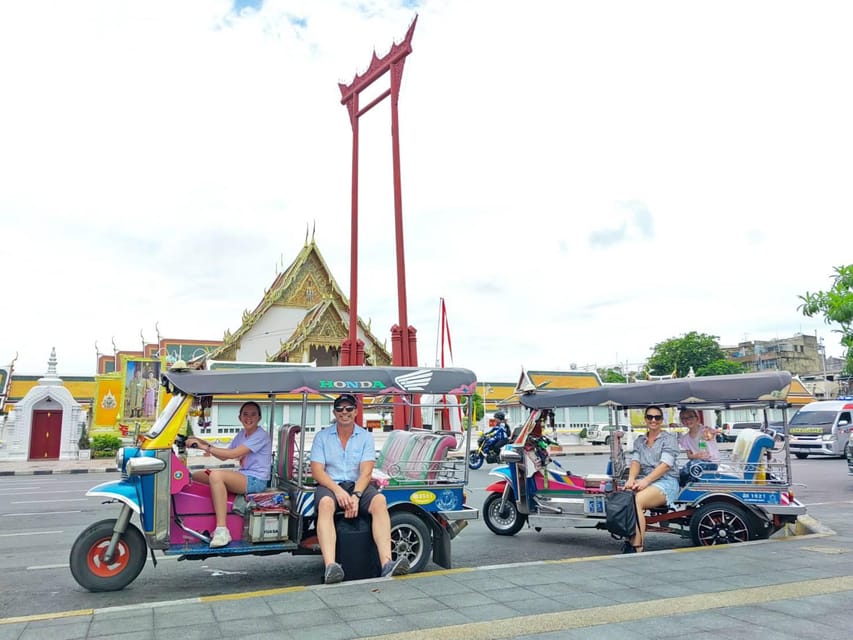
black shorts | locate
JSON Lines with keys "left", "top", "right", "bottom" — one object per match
{"left": 314, "top": 481, "right": 380, "bottom": 517}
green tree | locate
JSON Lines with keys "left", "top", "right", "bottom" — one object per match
{"left": 647, "top": 331, "right": 726, "bottom": 377}
{"left": 696, "top": 359, "right": 744, "bottom": 376}
{"left": 467, "top": 393, "right": 485, "bottom": 424}
{"left": 598, "top": 368, "right": 627, "bottom": 383}
{"left": 798, "top": 264, "right": 853, "bottom": 374}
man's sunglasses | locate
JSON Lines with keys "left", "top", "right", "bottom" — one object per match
{"left": 335, "top": 406, "right": 356, "bottom": 413}
{"left": 645, "top": 414, "right": 664, "bottom": 421}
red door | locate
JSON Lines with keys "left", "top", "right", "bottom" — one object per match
{"left": 30, "top": 410, "right": 62, "bottom": 459}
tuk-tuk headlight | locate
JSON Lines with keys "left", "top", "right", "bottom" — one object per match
{"left": 115, "top": 447, "right": 127, "bottom": 472}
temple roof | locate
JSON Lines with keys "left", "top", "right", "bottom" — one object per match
{"left": 210, "top": 237, "right": 391, "bottom": 366}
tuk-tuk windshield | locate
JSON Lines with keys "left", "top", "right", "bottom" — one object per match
{"left": 145, "top": 393, "right": 187, "bottom": 439}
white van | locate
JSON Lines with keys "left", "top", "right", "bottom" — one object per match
{"left": 788, "top": 399, "right": 853, "bottom": 459}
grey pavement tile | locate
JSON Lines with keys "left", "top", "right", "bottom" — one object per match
{"left": 368, "top": 582, "right": 429, "bottom": 602}
{"left": 275, "top": 609, "right": 342, "bottom": 629}
{"left": 384, "top": 596, "right": 445, "bottom": 615}
{"left": 348, "top": 614, "right": 416, "bottom": 637}
{"left": 715, "top": 572, "right": 785, "bottom": 589}
{"left": 0, "top": 624, "right": 26, "bottom": 640}
{"left": 560, "top": 620, "right": 649, "bottom": 640}
{"left": 96, "top": 632, "right": 154, "bottom": 640}
{"left": 217, "top": 614, "right": 283, "bottom": 636}
{"left": 333, "top": 601, "right": 396, "bottom": 622}
{"left": 92, "top": 609, "right": 154, "bottom": 623}
{"left": 721, "top": 607, "right": 842, "bottom": 638}
{"left": 641, "top": 581, "right": 700, "bottom": 599}
{"left": 402, "top": 608, "right": 470, "bottom": 631}
{"left": 481, "top": 586, "right": 539, "bottom": 603}
{"left": 527, "top": 581, "right": 593, "bottom": 596}
{"left": 209, "top": 598, "right": 274, "bottom": 621}
{"left": 675, "top": 610, "right": 752, "bottom": 631}
{"left": 314, "top": 586, "right": 382, "bottom": 608}
{"left": 505, "top": 596, "right": 566, "bottom": 616}
{"left": 153, "top": 604, "right": 216, "bottom": 628}
{"left": 551, "top": 591, "right": 611, "bottom": 610}
{"left": 590, "top": 586, "right": 645, "bottom": 605}
{"left": 456, "top": 602, "right": 519, "bottom": 623}
{"left": 434, "top": 590, "right": 498, "bottom": 608}
{"left": 559, "top": 576, "right": 618, "bottom": 594}
{"left": 408, "top": 578, "right": 475, "bottom": 596}
{"left": 235, "top": 633, "right": 295, "bottom": 640}
{"left": 262, "top": 590, "right": 326, "bottom": 613}
{"left": 447, "top": 575, "right": 509, "bottom": 591}
{"left": 289, "top": 622, "right": 359, "bottom": 640}
{"left": 150, "top": 624, "right": 222, "bottom": 640}
{"left": 18, "top": 621, "right": 90, "bottom": 640}
{"left": 89, "top": 614, "right": 157, "bottom": 638}
{"left": 759, "top": 594, "right": 839, "bottom": 617}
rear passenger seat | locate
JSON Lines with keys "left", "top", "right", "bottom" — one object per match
{"left": 375, "top": 429, "right": 458, "bottom": 484}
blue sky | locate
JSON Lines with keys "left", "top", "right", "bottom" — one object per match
{"left": 0, "top": 1, "right": 850, "bottom": 379}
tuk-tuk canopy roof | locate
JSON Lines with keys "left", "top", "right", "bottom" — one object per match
{"left": 519, "top": 371, "right": 793, "bottom": 410}
{"left": 162, "top": 366, "right": 477, "bottom": 397}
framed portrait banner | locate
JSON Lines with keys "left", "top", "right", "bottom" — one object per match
{"left": 120, "top": 356, "right": 161, "bottom": 423}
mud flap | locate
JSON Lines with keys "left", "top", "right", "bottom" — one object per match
{"left": 431, "top": 522, "right": 451, "bottom": 569}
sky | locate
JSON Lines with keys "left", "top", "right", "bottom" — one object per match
{"left": 1, "top": 0, "right": 851, "bottom": 381}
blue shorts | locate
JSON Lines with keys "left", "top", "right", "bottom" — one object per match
{"left": 648, "top": 474, "right": 680, "bottom": 507}
{"left": 244, "top": 474, "right": 268, "bottom": 494}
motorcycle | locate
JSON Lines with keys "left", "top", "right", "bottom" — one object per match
{"left": 468, "top": 428, "right": 509, "bottom": 470}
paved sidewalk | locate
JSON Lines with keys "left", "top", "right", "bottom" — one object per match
{"left": 0, "top": 529, "right": 850, "bottom": 639}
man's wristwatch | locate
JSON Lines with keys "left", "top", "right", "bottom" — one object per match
{"left": 353, "top": 490, "right": 363, "bottom": 498}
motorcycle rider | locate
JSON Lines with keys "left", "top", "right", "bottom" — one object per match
{"left": 484, "top": 411, "right": 510, "bottom": 455}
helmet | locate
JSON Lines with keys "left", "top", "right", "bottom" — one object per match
{"left": 494, "top": 411, "right": 506, "bottom": 421}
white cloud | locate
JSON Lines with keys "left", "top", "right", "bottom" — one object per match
{"left": 1, "top": 0, "right": 850, "bottom": 380}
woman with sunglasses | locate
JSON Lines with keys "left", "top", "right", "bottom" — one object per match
{"left": 623, "top": 405, "right": 680, "bottom": 552}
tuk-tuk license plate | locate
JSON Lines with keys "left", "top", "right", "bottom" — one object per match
{"left": 584, "top": 494, "right": 606, "bottom": 515}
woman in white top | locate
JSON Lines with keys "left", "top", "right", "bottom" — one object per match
{"left": 678, "top": 409, "right": 720, "bottom": 462}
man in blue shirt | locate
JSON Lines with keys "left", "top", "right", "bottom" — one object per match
{"left": 310, "top": 393, "right": 409, "bottom": 584}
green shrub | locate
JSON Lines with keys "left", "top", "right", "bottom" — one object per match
{"left": 578, "top": 427, "right": 588, "bottom": 439}
{"left": 92, "top": 434, "right": 123, "bottom": 458}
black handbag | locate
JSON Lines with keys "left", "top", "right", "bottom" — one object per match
{"left": 605, "top": 490, "right": 638, "bottom": 539}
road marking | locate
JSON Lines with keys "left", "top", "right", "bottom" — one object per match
{"left": 2, "top": 510, "right": 82, "bottom": 516}
{"left": 0, "top": 489, "right": 91, "bottom": 495}
{"left": 10, "top": 498, "right": 88, "bottom": 504}
{"left": 0, "top": 530, "right": 63, "bottom": 537}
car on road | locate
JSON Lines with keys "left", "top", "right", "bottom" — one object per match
{"left": 722, "top": 422, "right": 763, "bottom": 443}
{"left": 586, "top": 423, "right": 618, "bottom": 445}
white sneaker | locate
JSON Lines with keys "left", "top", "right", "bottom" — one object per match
{"left": 209, "top": 527, "right": 231, "bottom": 548}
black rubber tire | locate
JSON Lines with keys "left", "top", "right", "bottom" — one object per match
{"left": 69, "top": 519, "right": 147, "bottom": 592}
{"left": 483, "top": 492, "right": 527, "bottom": 536}
{"left": 794, "top": 452, "right": 809, "bottom": 459}
{"left": 390, "top": 512, "right": 432, "bottom": 573}
{"left": 468, "top": 451, "right": 484, "bottom": 470}
{"left": 690, "top": 502, "right": 756, "bottom": 546}
{"left": 604, "top": 436, "right": 611, "bottom": 446}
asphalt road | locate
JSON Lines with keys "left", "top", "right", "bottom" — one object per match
{"left": 0, "top": 456, "right": 851, "bottom": 619}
